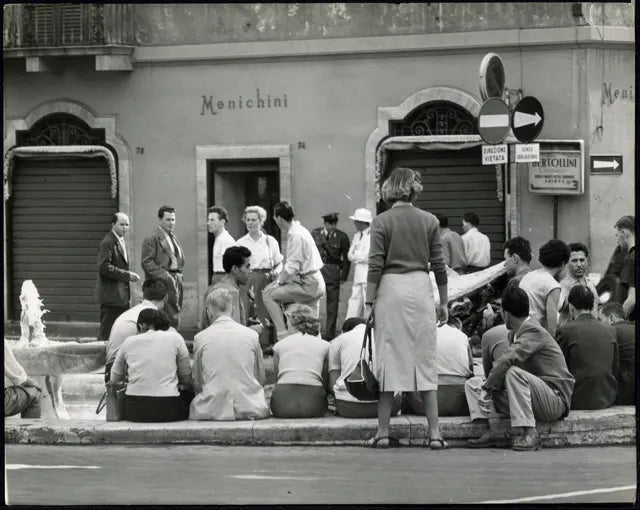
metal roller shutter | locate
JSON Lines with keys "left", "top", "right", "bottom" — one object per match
{"left": 8, "top": 157, "right": 117, "bottom": 321}
{"left": 386, "top": 147, "right": 506, "bottom": 265}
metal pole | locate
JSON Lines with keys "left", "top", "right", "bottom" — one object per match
{"left": 553, "top": 195, "right": 559, "bottom": 239}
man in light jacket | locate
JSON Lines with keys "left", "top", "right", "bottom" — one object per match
{"left": 345, "top": 208, "right": 373, "bottom": 319}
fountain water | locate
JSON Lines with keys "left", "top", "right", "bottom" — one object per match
{"left": 8, "top": 280, "right": 106, "bottom": 419}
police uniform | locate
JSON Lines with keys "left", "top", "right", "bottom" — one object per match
{"left": 312, "top": 213, "right": 351, "bottom": 339}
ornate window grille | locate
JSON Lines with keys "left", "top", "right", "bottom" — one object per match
{"left": 16, "top": 114, "right": 106, "bottom": 147}
{"left": 389, "top": 101, "right": 478, "bottom": 136}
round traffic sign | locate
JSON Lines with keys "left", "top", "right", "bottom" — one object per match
{"left": 479, "top": 53, "right": 505, "bottom": 101}
{"left": 512, "top": 96, "right": 544, "bottom": 143}
{"left": 477, "top": 98, "right": 510, "bottom": 144}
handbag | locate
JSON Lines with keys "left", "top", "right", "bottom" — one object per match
{"left": 344, "top": 316, "right": 379, "bottom": 401}
{"left": 96, "top": 382, "right": 126, "bottom": 421}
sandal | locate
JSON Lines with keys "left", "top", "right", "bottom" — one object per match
{"left": 428, "top": 438, "right": 449, "bottom": 450}
{"left": 366, "top": 436, "right": 401, "bottom": 449}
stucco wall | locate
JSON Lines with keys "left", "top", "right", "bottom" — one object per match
{"left": 133, "top": 2, "right": 634, "bottom": 46}
{"left": 4, "top": 40, "right": 634, "bottom": 323}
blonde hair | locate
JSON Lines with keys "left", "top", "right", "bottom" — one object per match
{"left": 205, "top": 287, "right": 233, "bottom": 313}
{"left": 285, "top": 304, "right": 320, "bottom": 336}
{"left": 381, "top": 167, "right": 423, "bottom": 204}
{"left": 243, "top": 205, "right": 267, "bottom": 225}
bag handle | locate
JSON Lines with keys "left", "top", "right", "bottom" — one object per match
{"left": 96, "top": 390, "right": 107, "bottom": 414}
{"left": 360, "top": 314, "right": 374, "bottom": 364}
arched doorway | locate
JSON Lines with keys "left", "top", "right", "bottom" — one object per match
{"left": 373, "top": 97, "right": 507, "bottom": 266}
{"left": 6, "top": 113, "right": 118, "bottom": 321}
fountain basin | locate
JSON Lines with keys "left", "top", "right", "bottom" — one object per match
{"left": 9, "top": 341, "right": 106, "bottom": 375}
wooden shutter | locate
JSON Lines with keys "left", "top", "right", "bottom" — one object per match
{"left": 386, "top": 147, "right": 506, "bottom": 265}
{"left": 8, "top": 157, "right": 117, "bottom": 322}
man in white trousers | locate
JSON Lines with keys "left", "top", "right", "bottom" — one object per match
{"left": 345, "top": 208, "right": 372, "bottom": 319}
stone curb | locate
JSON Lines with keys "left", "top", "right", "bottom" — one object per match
{"left": 5, "top": 407, "right": 635, "bottom": 447}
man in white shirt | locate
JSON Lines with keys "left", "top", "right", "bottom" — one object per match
{"left": 208, "top": 206, "right": 236, "bottom": 285}
{"left": 5, "top": 342, "right": 42, "bottom": 418}
{"left": 328, "top": 318, "right": 401, "bottom": 418}
{"left": 346, "top": 208, "right": 373, "bottom": 319}
{"left": 190, "top": 287, "right": 269, "bottom": 421}
{"left": 462, "top": 212, "right": 491, "bottom": 273}
{"left": 105, "top": 279, "right": 168, "bottom": 379}
{"left": 263, "top": 201, "right": 325, "bottom": 341}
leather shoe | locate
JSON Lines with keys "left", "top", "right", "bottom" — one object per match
{"left": 512, "top": 429, "right": 542, "bottom": 451}
{"left": 467, "top": 430, "right": 512, "bottom": 448}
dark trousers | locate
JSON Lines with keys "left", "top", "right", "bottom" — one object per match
{"left": 270, "top": 384, "right": 328, "bottom": 418}
{"left": 124, "top": 390, "right": 194, "bottom": 422}
{"left": 403, "top": 386, "right": 470, "bottom": 417}
{"left": 164, "top": 274, "right": 183, "bottom": 329}
{"left": 5, "top": 386, "right": 42, "bottom": 418}
{"left": 336, "top": 395, "right": 402, "bottom": 418}
{"left": 98, "top": 305, "right": 129, "bottom": 341}
{"left": 321, "top": 264, "right": 341, "bottom": 340}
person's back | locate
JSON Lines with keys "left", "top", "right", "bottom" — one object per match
{"left": 440, "top": 229, "right": 467, "bottom": 272}
{"left": 556, "top": 316, "right": 618, "bottom": 410}
{"left": 190, "top": 317, "right": 267, "bottom": 421}
{"left": 330, "top": 323, "right": 374, "bottom": 401}
{"left": 436, "top": 324, "right": 473, "bottom": 381}
{"left": 106, "top": 301, "right": 156, "bottom": 365}
{"left": 519, "top": 269, "right": 561, "bottom": 330}
{"left": 117, "top": 329, "right": 190, "bottom": 397}
{"left": 612, "top": 320, "right": 635, "bottom": 405}
{"left": 274, "top": 332, "right": 329, "bottom": 386}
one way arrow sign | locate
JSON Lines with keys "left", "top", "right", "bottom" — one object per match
{"left": 590, "top": 155, "right": 623, "bottom": 175}
{"left": 514, "top": 111, "right": 542, "bottom": 129}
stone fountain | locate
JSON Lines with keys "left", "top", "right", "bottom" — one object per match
{"left": 7, "top": 280, "right": 106, "bottom": 419}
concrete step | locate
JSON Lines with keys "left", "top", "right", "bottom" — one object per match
{"left": 5, "top": 407, "right": 635, "bottom": 447}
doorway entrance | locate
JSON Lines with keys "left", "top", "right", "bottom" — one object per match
{"left": 206, "top": 159, "right": 280, "bottom": 277}
{"left": 383, "top": 147, "right": 506, "bottom": 265}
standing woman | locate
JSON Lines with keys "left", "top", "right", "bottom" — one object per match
{"left": 236, "top": 206, "right": 284, "bottom": 348}
{"left": 365, "top": 167, "right": 449, "bottom": 449}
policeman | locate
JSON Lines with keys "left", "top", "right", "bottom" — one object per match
{"left": 312, "top": 212, "right": 351, "bottom": 339}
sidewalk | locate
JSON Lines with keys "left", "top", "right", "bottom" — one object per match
{"left": 5, "top": 407, "right": 635, "bottom": 447}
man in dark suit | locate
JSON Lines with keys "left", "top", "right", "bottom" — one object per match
{"left": 556, "top": 286, "right": 618, "bottom": 410}
{"left": 311, "top": 212, "right": 350, "bottom": 340}
{"left": 95, "top": 213, "right": 140, "bottom": 341}
{"left": 599, "top": 301, "right": 635, "bottom": 405}
{"left": 141, "top": 205, "right": 185, "bottom": 328}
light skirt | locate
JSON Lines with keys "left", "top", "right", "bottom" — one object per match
{"left": 374, "top": 271, "right": 437, "bottom": 392}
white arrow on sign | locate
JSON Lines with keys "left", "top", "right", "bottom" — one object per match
{"left": 593, "top": 159, "right": 620, "bottom": 170}
{"left": 479, "top": 114, "right": 509, "bottom": 128}
{"left": 514, "top": 111, "right": 542, "bottom": 128}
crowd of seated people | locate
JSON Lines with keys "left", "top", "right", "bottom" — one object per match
{"left": 103, "top": 218, "right": 634, "bottom": 435}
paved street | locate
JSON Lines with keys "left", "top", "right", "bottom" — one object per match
{"left": 5, "top": 445, "right": 636, "bottom": 505}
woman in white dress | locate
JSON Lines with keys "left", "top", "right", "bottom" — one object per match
{"left": 236, "top": 205, "right": 284, "bottom": 348}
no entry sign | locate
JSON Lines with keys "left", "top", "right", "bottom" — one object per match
{"left": 512, "top": 97, "right": 544, "bottom": 143}
{"left": 478, "top": 98, "right": 510, "bottom": 144}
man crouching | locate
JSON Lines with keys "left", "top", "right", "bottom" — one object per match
{"left": 465, "top": 286, "right": 574, "bottom": 451}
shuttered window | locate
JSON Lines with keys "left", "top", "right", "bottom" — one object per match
{"left": 30, "top": 4, "right": 87, "bottom": 46}
{"left": 385, "top": 148, "right": 506, "bottom": 265}
{"left": 8, "top": 157, "right": 117, "bottom": 322}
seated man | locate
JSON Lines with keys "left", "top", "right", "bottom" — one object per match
{"left": 558, "top": 242, "right": 599, "bottom": 325}
{"left": 328, "top": 317, "right": 401, "bottom": 418}
{"left": 105, "top": 279, "right": 168, "bottom": 381}
{"left": 599, "top": 302, "right": 635, "bottom": 405}
{"left": 5, "top": 341, "right": 42, "bottom": 418}
{"left": 404, "top": 317, "right": 473, "bottom": 416}
{"left": 189, "top": 288, "right": 269, "bottom": 421}
{"left": 465, "top": 287, "right": 574, "bottom": 451}
{"left": 556, "top": 286, "right": 618, "bottom": 410}
{"left": 200, "top": 246, "right": 262, "bottom": 334}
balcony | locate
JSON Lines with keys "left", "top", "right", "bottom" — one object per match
{"left": 3, "top": 4, "right": 135, "bottom": 72}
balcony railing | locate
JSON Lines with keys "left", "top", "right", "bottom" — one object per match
{"left": 3, "top": 4, "right": 134, "bottom": 49}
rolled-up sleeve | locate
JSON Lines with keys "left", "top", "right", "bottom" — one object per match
{"left": 367, "top": 217, "right": 385, "bottom": 286}
{"left": 428, "top": 221, "right": 447, "bottom": 287}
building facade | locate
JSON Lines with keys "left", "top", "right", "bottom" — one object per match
{"left": 3, "top": 3, "right": 635, "bottom": 327}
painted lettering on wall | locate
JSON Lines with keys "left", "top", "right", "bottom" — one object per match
{"left": 201, "top": 89, "right": 288, "bottom": 115}
{"left": 602, "top": 83, "right": 634, "bottom": 106}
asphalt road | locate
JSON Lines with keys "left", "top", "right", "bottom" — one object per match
{"left": 5, "top": 444, "right": 637, "bottom": 505}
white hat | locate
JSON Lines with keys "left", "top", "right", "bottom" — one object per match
{"left": 349, "top": 208, "right": 373, "bottom": 223}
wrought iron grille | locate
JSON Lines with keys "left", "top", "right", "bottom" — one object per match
{"left": 16, "top": 114, "right": 106, "bottom": 146}
{"left": 389, "top": 101, "right": 478, "bottom": 136}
